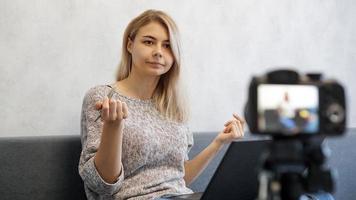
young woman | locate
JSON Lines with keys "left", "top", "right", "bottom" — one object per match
{"left": 79, "top": 9, "right": 245, "bottom": 200}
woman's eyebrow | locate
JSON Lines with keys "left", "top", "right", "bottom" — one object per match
{"left": 142, "top": 35, "right": 169, "bottom": 42}
{"left": 142, "top": 35, "right": 156, "bottom": 40}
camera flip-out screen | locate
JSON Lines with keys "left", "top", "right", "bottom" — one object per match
{"left": 257, "top": 84, "right": 319, "bottom": 134}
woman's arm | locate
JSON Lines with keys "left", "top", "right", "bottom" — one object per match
{"left": 79, "top": 87, "right": 127, "bottom": 195}
{"left": 183, "top": 139, "right": 223, "bottom": 185}
{"left": 184, "top": 114, "right": 245, "bottom": 185}
{"left": 94, "top": 121, "right": 124, "bottom": 183}
{"left": 94, "top": 97, "right": 128, "bottom": 184}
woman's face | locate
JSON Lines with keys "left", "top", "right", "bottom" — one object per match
{"left": 127, "top": 21, "right": 174, "bottom": 77}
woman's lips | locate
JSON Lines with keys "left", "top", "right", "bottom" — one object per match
{"left": 147, "top": 61, "right": 164, "bottom": 67}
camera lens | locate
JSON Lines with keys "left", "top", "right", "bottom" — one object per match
{"left": 326, "top": 103, "right": 345, "bottom": 124}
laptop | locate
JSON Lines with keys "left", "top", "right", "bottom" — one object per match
{"left": 163, "top": 139, "right": 270, "bottom": 200}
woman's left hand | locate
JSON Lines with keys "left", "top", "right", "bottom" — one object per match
{"left": 214, "top": 113, "right": 245, "bottom": 145}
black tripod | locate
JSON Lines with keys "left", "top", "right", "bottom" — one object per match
{"left": 256, "top": 136, "right": 335, "bottom": 200}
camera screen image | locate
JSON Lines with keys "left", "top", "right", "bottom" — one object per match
{"left": 257, "top": 84, "right": 319, "bottom": 134}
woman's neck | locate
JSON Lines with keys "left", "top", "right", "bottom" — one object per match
{"left": 116, "top": 73, "right": 159, "bottom": 100}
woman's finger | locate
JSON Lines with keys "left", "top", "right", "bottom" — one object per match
{"left": 225, "top": 114, "right": 245, "bottom": 127}
{"left": 224, "top": 120, "right": 234, "bottom": 126}
{"left": 231, "top": 121, "right": 239, "bottom": 138}
{"left": 122, "top": 102, "right": 128, "bottom": 119}
{"left": 102, "top": 96, "right": 110, "bottom": 120}
{"left": 224, "top": 118, "right": 242, "bottom": 127}
{"left": 95, "top": 101, "right": 103, "bottom": 110}
{"left": 116, "top": 100, "right": 123, "bottom": 120}
{"left": 223, "top": 125, "right": 231, "bottom": 133}
{"left": 236, "top": 120, "right": 244, "bottom": 137}
{"left": 231, "top": 121, "right": 244, "bottom": 139}
{"left": 233, "top": 113, "right": 245, "bottom": 124}
{"left": 109, "top": 99, "right": 117, "bottom": 121}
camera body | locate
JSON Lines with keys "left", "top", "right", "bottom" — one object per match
{"left": 244, "top": 69, "right": 346, "bottom": 137}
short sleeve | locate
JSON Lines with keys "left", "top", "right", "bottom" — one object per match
{"left": 78, "top": 86, "right": 124, "bottom": 196}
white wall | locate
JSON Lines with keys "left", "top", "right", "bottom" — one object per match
{"left": 1, "top": 0, "right": 355, "bottom": 137}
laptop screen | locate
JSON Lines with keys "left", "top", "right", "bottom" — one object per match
{"left": 202, "top": 139, "right": 270, "bottom": 200}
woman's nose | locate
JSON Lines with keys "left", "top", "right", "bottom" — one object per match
{"left": 152, "top": 45, "right": 163, "bottom": 58}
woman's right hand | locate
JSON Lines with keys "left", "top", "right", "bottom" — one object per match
{"left": 95, "top": 96, "right": 129, "bottom": 125}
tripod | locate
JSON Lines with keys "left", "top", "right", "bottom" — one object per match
{"left": 256, "top": 136, "right": 335, "bottom": 200}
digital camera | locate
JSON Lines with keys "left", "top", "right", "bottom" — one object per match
{"left": 244, "top": 69, "right": 346, "bottom": 136}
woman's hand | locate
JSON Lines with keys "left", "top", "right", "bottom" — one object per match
{"left": 213, "top": 113, "right": 245, "bottom": 145}
{"left": 95, "top": 96, "right": 129, "bottom": 126}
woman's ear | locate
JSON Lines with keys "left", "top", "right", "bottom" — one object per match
{"left": 127, "top": 37, "right": 133, "bottom": 53}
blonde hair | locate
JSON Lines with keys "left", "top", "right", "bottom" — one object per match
{"left": 116, "top": 9, "right": 189, "bottom": 123}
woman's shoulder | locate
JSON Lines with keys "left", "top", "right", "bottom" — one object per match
{"left": 83, "top": 84, "right": 112, "bottom": 103}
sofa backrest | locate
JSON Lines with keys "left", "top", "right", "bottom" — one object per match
{"left": 0, "top": 134, "right": 227, "bottom": 200}
{"left": 1, "top": 131, "right": 355, "bottom": 200}
{"left": 0, "top": 135, "right": 86, "bottom": 200}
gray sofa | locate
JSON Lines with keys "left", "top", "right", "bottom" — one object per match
{"left": 1, "top": 130, "right": 355, "bottom": 200}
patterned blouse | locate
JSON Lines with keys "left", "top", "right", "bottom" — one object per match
{"left": 78, "top": 85, "right": 194, "bottom": 200}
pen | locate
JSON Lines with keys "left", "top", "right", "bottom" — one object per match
{"left": 94, "top": 86, "right": 116, "bottom": 122}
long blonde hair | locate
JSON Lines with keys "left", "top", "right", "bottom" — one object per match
{"left": 116, "top": 9, "right": 189, "bottom": 123}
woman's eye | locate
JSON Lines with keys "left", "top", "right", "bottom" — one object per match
{"left": 143, "top": 40, "right": 153, "bottom": 45}
{"left": 163, "top": 43, "right": 171, "bottom": 49}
